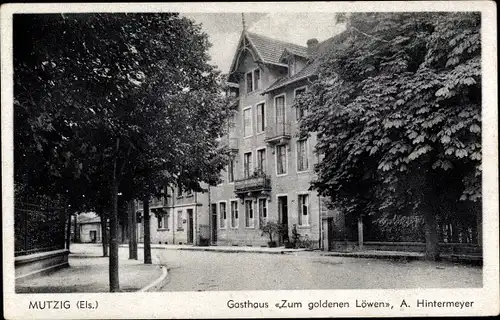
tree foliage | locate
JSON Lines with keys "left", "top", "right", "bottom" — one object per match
{"left": 14, "top": 13, "right": 232, "bottom": 289}
{"left": 297, "top": 12, "right": 481, "bottom": 258}
{"left": 14, "top": 12, "right": 231, "bottom": 208}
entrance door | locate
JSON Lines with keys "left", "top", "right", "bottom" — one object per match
{"left": 90, "top": 230, "right": 97, "bottom": 243}
{"left": 187, "top": 209, "right": 194, "bottom": 244}
{"left": 322, "top": 217, "right": 334, "bottom": 251}
{"left": 211, "top": 203, "right": 217, "bottom": 244}
{"left": 277, "top": 196, "right": 289, "bottom": 244}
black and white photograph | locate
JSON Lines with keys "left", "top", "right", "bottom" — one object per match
{"left": 2, "top": 2, "right": 498, "bottom": 319}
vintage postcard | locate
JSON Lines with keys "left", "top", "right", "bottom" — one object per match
{"left": 1, "top": 1, "right": 498, "bottom": 319}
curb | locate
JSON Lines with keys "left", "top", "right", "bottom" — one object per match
{"left": 138, "top": 265, "right": 168, "bottom": 292}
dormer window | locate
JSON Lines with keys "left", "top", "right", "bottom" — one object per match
{"left": 288, "top": 55, "right": 296, "bottom": 77}
{"left": 245, "top": 68, "right": 261, "bottom": 94}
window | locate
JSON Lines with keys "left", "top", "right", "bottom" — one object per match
{"left": 177, "top": 186, "right": 183, "bottom": 197}
{"left": 157, "top": 214, "right": 163, "bottom": 229}
{"left": 297, "top": 139, "right": 309, "bottom": 172}
{"left": 275, "top": 95, "right": 286, "bottom": 125}
{"left": 228, "top": 158, "right": 235, "bottom": 183}
{"left": 244, "top": 152, "right": 252, "bottom": 178}
{"left": 298, "top": 194, "right": 310, "bottom": 226}
{"left": 230, "top": 201, "right": 239, "bottom": 228}
{"left": 246, "top": 72, "right": 253, "bottom": 93}
{"left": 219, "top": 202, "right": 227, "bottom": 229}
{"left": 256, "top": 102, "right": 266, "bottom": 133}
{"left": 246, "top": 69, "right": 261, "bottom": 93}
{"left": 276, "top": 145, "right": 287, "bottom": 175}
{"left": 295, "top": 87, "right": 307, "bottom": 120}
{"left": 245, "top": 200, "right": 254, "bottom": 228}
{"left": 243, "top": 107, "right": 253, "bottom": 137}
{"left": 177, "top": 210, "right": 183, "bottom": 230}
{"left": 253, "top": 69, "right": 261, "bottom": 90}
{"left": 288, "top": 56, "right": 296, "bottom": 77}
{"left": 258, "top": 199, "right": 267, "bottom": 224}
{"left": 256, "top": 148, "right": 266, "bottom": 174}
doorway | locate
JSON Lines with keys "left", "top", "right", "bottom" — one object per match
{"left": 90, "top": 230, "right": 97, "bottom": 243}
{"left": 187, "top": 209, "right": 194, "bottom": 244}
{"left": 322, "top": 217, "right": 334, "bottom": 251}
{"left": 211, "top": 203, "right": 217, "bottom": 244}
{"left": 277, "top": 196, "right": 289, "bottom": 244}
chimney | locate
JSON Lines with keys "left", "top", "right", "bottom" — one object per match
{"left": 307, "top": 38, "right": 319, "bottom": 56}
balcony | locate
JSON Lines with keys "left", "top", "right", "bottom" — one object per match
{"left": 265, "top": 121, "right": 291, "bottom": 145}
{"left": 150, "top": 197, "right": 165, "bottom": 209}
{"left": 136, "top": 197, "right": 166, "bottom": 210}
{"left": 221, "top": 135, "right": 239, "bottom": 154}
{"left": 234, "top": 173, "right": 271, "bottom": 198}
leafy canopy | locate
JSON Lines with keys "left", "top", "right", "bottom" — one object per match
{"left": 297, "top": 12, "right": 481, "bottom": 220}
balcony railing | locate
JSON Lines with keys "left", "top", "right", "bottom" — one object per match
{"left": 234, "top": 174, "right": 271, "bottom": 195}
{"left": 265, "top": 121, "right": 291, "bottom": 144}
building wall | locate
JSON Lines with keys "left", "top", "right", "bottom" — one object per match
{"left": 137, "top": 188, "right": 210, "bottom": 245}
{"left": 210, "top": 49, "right": 327, "bottom": 248}
{"left": 79, "top": 223, "right": 101, "bottom": 243}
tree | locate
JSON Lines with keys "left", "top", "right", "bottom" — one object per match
{"left": 297, "top": 12, "right": 481, "bottom": 260}
{"left": 14, "top": 13, "right": 232, "bottom": 291}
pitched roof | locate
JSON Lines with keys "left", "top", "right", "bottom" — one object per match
{"left": 246, "top": 32, "right": 308, "bottom": 65}
{"left": 278, "top": 47, "right": 308, "bottom": 63}
{"left": 229, "top": 31, "right": 309, "bottom": 74}
{"left": 263, "top": 59, "right": 320, "bottom": 94}
{"left": 263, "top": 35, "right": 344, "bottom": 93}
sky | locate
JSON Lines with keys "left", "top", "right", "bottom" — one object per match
{"left": 181, "top": 13, "right": 345, "bottom": 74}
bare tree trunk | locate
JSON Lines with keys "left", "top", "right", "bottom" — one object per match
{"left": 101, "top": 212, "right": 108, "bottom": 257}
{"left": 74, "top": 214, "right": 79, "bottom": 242}
{"left": 109, "top": 139, "right": 120, "bottom": 292}
{"left": 143, "top": 193, "right": 152, "bottom": 264}
{"left": 132, "top": 201, "right": 138, "bottom": 259}
{"left": 128, "top": 201, "right": 134, "bottom": 259}
{"left": 65, "top": 212, "right": 72, "bottom": 252}
{"left": 424, "top": 209, "right": 439, "bottom": 261}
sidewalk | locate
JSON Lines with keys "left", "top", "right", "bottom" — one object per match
{"left": 119, "top": 243, "right": 309, "bottom": 255}
{"left": 320, "top": 250, "right": 424, "bottom": 260}
{"left": 15, "top": 244, "right": 165, "bottom": 293}
{"left": 119, "top": 243, "right": 476, "bottom": 264}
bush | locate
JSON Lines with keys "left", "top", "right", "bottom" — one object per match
{"left": 260, "top": 221, "right": 285, "bottom": 247}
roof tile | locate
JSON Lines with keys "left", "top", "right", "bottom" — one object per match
{"left": 246, "top": 32, "right": 308, "bottom": 65}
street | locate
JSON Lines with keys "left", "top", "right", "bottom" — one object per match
{"left": 154, "top": 249, "right": 482, "bottom": 291}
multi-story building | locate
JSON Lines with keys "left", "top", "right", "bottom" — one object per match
{"left": 135, "top": 28, "right": 340, "bottom": 249}
{"left": 208, "top": 30, "right": 339, "bottom": 248}
{"left": 135, "top": 186, "right": 210, "bottom": 246}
